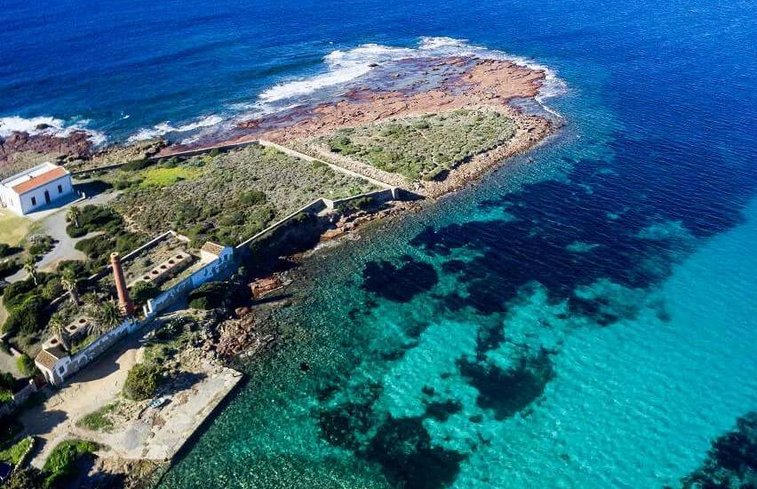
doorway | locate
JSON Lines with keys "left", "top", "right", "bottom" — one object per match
{"left": 44, "top": 190, "right": 51, "bottom": 204}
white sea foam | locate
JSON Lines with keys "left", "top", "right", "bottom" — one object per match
{"left": 127, "top": 114, "right": 224, "bottom": 142}
{"left": 259, "top": 43, "right": 417, "bottom": 103}
{"left": 256, "top": 36, "right": 566, "bottom": 117}
{"left": 128, "top": 37, "right": 566, "bottom": 144}
{"left": 0, "top": 115, "right": 107, "bottom": 145}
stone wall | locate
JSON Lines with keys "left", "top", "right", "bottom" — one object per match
{"left": 326, "top": 187, "right": 399, "bottom": 209}
{"left": 144, "top": 247, "right": 236, "bottom": 317}
{"left": 236, "top": 199, "right": 328, "bottom": 250}
{"left": 52, "top": 317, "right": 138, "bottom": 384}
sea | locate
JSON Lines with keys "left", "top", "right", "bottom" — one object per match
{"left": 1, "top": 0, "right": 755, "bottom": 487}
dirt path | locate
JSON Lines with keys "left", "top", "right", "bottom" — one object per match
{"left": 20, "top": 336, "right": 144, "bottom": 467}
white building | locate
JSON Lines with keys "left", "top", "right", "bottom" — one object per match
{"left": 0, "top": 162, "right": 74, "bottom": 215}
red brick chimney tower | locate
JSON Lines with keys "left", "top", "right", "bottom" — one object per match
{"left": 111, "top": 252, "right": 135, "bottom": 316}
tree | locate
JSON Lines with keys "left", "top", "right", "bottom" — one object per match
{"left": 22, "top": 255, "right": 38, "bottom": 286}
{"left": 48, "top": 312, "right": 69, "bottom": 350}
{"left": 92, "top": 300, "right": 122, "bottom": 335}
{"left": 67, "top": 205, "right": 81, "bottom": 228}
{"left": 60, "top": 267, "right": 79, "bottom": 305}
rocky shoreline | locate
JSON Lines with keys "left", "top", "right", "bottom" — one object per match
{"left": 1, "top": 55, "right": 558, "bottom": 189}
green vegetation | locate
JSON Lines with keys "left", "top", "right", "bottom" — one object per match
{"left": 2, "top": 293, "right": 47, "bottom": 336}
{"left": 323, "top": 109, "right": 517, "bottom": 180}
{"left": 0, "top": 389, "right": 12, "bottom": 404}
{"left": 138, "top": 165, "right": 204, "bottom": 187}
{"left": 130, "top": 280, "right": 159, "bottom": 304}
{"left": 108, "top": 145, "right": 376, "bottom": 246}
{"left": 335, "top": 196, "right": 375, "bottom": 214}
{"left": 65, "top": 204, "right": 123, "bottom": 238}
{"left": 2, "top": 274, "right": 56, "bottom": 336}
{"left": 68, "top": 334, "right": 97, "bottom": 355}
{"left": 4, "top": 466, "right": 43, "bottom": 489}
{"left": 123, "top": 363, "right": 161, "bottom": 401}
{"left": 42, "top": 439, "right": 100, "bottom": 488}
{"left": 0, "top": 258, "right": 21, "bottom": 279}
{"left": 0, "top": 436, "right": 33, "bottom": 465}
{"left": 76, "top": 403, "right": 118, "bottom": 432}
{"left": 16, "top": 354, "right": 35, "bottom": 376}
{"left": 26, "top": 235, "right": 55, "bottom": 257}
{"left": 0, "top": 243, "right": 22, "bottom": 258}
{"left": 143, "top": 317, "right": 197, "bottom": 367}
{"left": 75, "top": 230, "right": 143, "bottom": 269}
{"left": 187, "top": 281, "right": 236, "bottom": 310}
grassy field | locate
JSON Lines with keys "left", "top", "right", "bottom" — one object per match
{"left": 108, "top": 145, "right": 377, "bottom": 246}
{"left": 320, "top": 108, "right": 517, "bottom": 180}
{"left": 0, "top": 210, "right": 31, "bottom": 245}
{"left": 139, "top": 166, "right": 204, "bottom": 187}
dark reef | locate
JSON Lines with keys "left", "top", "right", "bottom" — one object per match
{"left": 678, "top": 411, "right": 757, "bottom": 489}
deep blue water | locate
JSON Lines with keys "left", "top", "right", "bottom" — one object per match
{"left": 2, "top": 1, "right": 756, "bottom": 487}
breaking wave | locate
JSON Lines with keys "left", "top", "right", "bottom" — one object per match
{"left": 127, "top": 114, "right": 224, "bottom": 142}
{"left": 0, "top": 115, "right": 107, "bottom": 145}
{"left": 256, "top": 36, "right": 565, "bottom": 114}
{"left": 127, "top": 37, "right": 565, "bottom": 144}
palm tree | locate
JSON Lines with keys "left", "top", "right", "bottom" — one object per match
{"left": 48, "top": 312, "right": 69, "bottom": 350}
{"left": 67, "top": 206, "right": 81, "bottom": 228}
{"left": 92, "top": 300, "right": 122, "bottom": 335}
{"left": 23, "top": 255, "right": 38, "bottom": 285}
{"left": 60, "top": 267, "right": 79, "bottom": 305}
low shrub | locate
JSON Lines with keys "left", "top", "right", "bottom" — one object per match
{"left": 41, "top": 278, "right": 63, "bottom": 300}
{"left": 123, "top": 364, "right": 161, "bottom": 401}
{"left": 26, "top": 235, "right": 55, "bottom": 257}
{"left": 238, "top": 189, "right": 267, "bottom": 206}
{"left": 187, "top": 281, "right": 232, "bottom": 310}
{"left": 56, "top": 260, "right": 87, "bottom": 278}
{"left": 0, "top": 243, "right": 22, "bottom": 258}
{"left": 66, "top": 205, "right": 124, "bottom": 238}
{"left": 75, "top": 403, "right": 117, "bottom": 433}
{"left": 122, "top": 158, "right": 154, "bottom": 171}
{"left": 0, "top": 259, "right": 21, "bottom": 279}
{"left": 5, "top": 466, "right": 43, "bottom": 489}
{"left": 188, "top": 296, "right": 211, "bottom": 310}
{"left": 0, "top": 436, "right": 33, "bottom": 465}
{"left": 336, "top": 196, "right": 375, "bottom": 214}
{"left": 3, "top": 295, "right": 47, "bottom": 336}
{"left": 130, "top": 281, "right": 158, "bottom": 304}
{"left": 42, "top": 439, "right": 99, "bottom": 488}
{"left": 16, "top": 354, "right": 35, "bottom": 377}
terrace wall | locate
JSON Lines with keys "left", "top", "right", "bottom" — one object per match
{"left": 144, "top": 247, "right": 236, "bottom": 317}
{"left": 235, "top": 199, "right": 328, "bottom": 250}
{"left": 325, "top": 187, "right": 400, "bottom": 209}
{"left": 50, "top": 317, "right": 139, "bottom": 384}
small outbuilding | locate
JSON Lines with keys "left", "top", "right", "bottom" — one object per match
{"left": 0, "top": 162, "right": 74, "bottom": 215}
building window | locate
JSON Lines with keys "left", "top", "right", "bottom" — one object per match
{"left": 31, "top": 196, "right": 37, "bottom": 206}
{"left": 58, "top": 184, "right": 63, "bottom": 194}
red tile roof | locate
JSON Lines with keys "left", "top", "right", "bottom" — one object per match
{"left": 12, "top": 166, "right": 68, "bottom": 194}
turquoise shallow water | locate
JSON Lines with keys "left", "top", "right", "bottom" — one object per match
{"left": 158, "top": 59, "right": 757, "bottom": 486}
